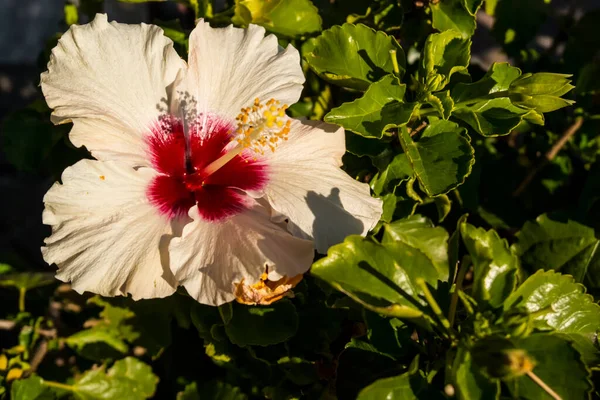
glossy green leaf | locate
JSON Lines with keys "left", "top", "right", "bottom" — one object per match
{"left": 325, "top": 75, "right": 416, "bottom": 138}
{"left": 10, "top": 375, "right": 55, "bottom": 400}
{"left": 422, "top": 30, "right": 471, "bottom": 91}
{"left": 223, "top": 300, "right": 298, "bottom": 346}
{"left": 305, "top": 23, "right": 406, "bottom": 90}
{"left": 504, "top": 270, "right": 600, "bottom": 366}
{"left": 312, "top": 215, "right": 448, "bottom": 325}
{"left": 512, "top": 214, "right": 600, "bottom": 285}
{"left": 399, "top": 120, "right": 475, "bottom": 196}
{"left": 452, "top": 346, "right": 500, "bottom": 400}
{"left": 460, "top": 223, "right": 518, "bottom": 308}
{"left": 233, "top": 0, "right": 322, "bottom": 37}
{"left": 72, "top": 357, "right": 158, "bottom": 400}
{"left": 506, "top": 334, "right": 592, "bottom": 399}
{"left": 357, "top": 355, "right": 444, "bottom": 399}
{"left": 430, "top": 0, "right": 479, "bottom": 39}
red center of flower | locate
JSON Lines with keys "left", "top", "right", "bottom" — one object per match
{"left": 146, "top": 115, "right": 268, "bottom": 222}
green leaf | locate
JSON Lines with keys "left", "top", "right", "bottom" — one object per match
{"left": 460, "top": 223, "right": 518, "bottom": 308}
{"left": 504, "top": 270, "right": 600, "bottom": 366}
{"left": 233, "top": 0, "right": 322, "bottom": 38}
{"left": 223, "top": 300, "right": 299, "bottom": 346}
{"left": 452, "top": 98, "right": 543, "bottom": 136}
{"left": 422, "top": 30, "right": 471, "bottom": 91}
{"left": 430, "top": 0, "right": 480, "bottom": 39}
{"left": 336, "top": 340, "right": 401, "bottom": 400}
{"left": 178, "top": 381, "right": 247, "bottom": 400}
{"left": 512, "top": 214, "right": 600, "bottom": 285}
{"left": 451, "top": 346, "right": 500, "bottom": 400}
{"left": 399, "top": 119, "right": 475, "bottom": 196}
{"left": 383, "top": 215, "right": 450, "bottom": 280}
{"left": 305, "top": 23, "right": 406, "bottom": 90}
{"left": 10, "top": 375, "right": 55, "bottom": 400}
{"left": 451, "top": 63, "right": 544, "bottom": 136}
{"left": 324, "top": 75, "right": 416, "bottom": 138}
{"left": 452, "top": 62, "right": 521, "bottom": 102}
{"left": 370, "top": 152, "right": 412, "bottom": 195}
{"left": 357, "top": 355, "right": 445, "bottom": 399}
{"left": 427, "top": 90, "right": 454, "bottom": 119}
{"left": 311, "top": 215, "right": 448, "bottom": 325}
{"left": 72, "top": 357, "right": 158, "bottom": 400}
{"left": 0, "top": 272, "right": 54, "bottom": 291}
{"left": 506, "top": 334, "right": 592, "bottom": 399}
{"left": 65, "top": 297, "right": 139, "bottom": 360}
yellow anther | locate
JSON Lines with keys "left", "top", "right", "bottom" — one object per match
{"left": 254, "top": 98, "right": 260, "bottom": 107}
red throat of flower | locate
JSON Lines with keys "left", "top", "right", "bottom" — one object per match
{"left": 146, "top": 115, "right": 268, "bottom": 222}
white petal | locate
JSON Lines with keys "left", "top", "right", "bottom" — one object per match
{"left": 184, "top": 20, "right": 304, "bottom": 119}
{"left": 41, "top": 14, "right": 185, "bottom": 165}
{"left": 264, "top": 120, "right": 383, "bottom": 253}
{"left": 42, "top": 160, "right": 181, "bottom": 299}
{"left": 169, "top": 201, "right": 314, "bottom": 306}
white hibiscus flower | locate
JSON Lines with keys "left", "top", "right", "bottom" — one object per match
{"left": 40, "top": 14, "right": 382, "bottom": 306}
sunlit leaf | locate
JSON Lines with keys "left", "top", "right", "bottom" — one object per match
{"left": 305, "top": 23, "right": 406, "bottom": 90}
{"left": 325, "top": 75, "right": 416, "bottom": 138}
{"left": 504, "top": 270, "right": 600, "bottom": 366}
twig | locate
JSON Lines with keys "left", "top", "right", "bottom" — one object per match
{"left": 409, "top": 121, "right": 428, "bottom": 137}
{"left": 513, "top": 117, "right": 583, "bottom": 197}
{"left": 28, "top": 340, "right": 49, "bottom": 374}
{"left": 526, "top": 371, "right": 562, "bottom": 400}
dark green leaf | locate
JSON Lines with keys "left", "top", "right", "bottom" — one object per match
{"left": 178, "top": 381, "right": 247, "bottom": 400}
{"left": 506, "top": 334, "right": 592, "bottom": 399}
{"left": 305, "top": 23, "right": 406, "bottom": 90}
{"left": 399, "top": 120, "right": 475, "bottom": 196}
{"left": 324, "top": 75, "right": 416, "bottom": 138}
{"left": 370, "top": 153, "right": 412, "bottom": 195}
{"left": 223, "top": 300, "right": 299, "bottom": 347}
{"left": 504, "top": 270, "right": 600, "bottom": 366}
{"left": 357, "top": 355, "right": 444, "bottom": 399}
{"left": 512, "top": 214, "right": 600, "bottom": 285}
{"left": 460, "top": 223, "right": 518, "bottom": 308}
{"left": 451, "top": 346, "right": 500, "bottom": 400}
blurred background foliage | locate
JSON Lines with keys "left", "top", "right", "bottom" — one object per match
{"left": 1, "top": 0, "right": 599, "bottom": 399}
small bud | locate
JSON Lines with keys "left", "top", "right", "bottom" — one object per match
{"left": 501, "top": 307, "right": 534, "bottom": 338}
{"left": 508, "top": 72, "right": 575, "bottom": 112}
{"left": 472, "top": 337, "right": 535, "bottom": 380}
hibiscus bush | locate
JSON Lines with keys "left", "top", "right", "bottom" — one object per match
{"left": 2, "top": 0, "right": 600, "bottom": 399}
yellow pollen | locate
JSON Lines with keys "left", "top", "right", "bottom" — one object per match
{"left": 202, "top": 98, "right": 290, "bottom": 177}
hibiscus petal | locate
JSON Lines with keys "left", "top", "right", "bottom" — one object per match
{"left": 184, "top": 20, "right": 304, "bottom": 119}
{"left": 42, "top": 159, "right": 182, "bottom": 299}
{"left": 41, "top": 14, "right": 185, "bottom": 165}
{"left": 264, "top": 120, "right": 383, "bottom": 253}
{"left": 169, "top": 202, "right": 314, "bottom": 306}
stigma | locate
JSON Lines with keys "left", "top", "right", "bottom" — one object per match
{"left": 202, "top": 98, "right": 291, "bottom": 177}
